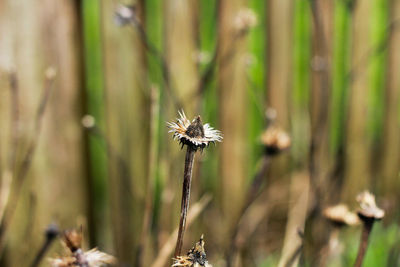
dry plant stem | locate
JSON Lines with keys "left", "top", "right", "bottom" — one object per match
{"left": 174, "top": 146, "right": 196, "bottom": 257}
{"left": 151, "top": 194, "right": 211, "bottom": 267}
{"left": 137, "top": 87, "right": 159, "bottom": 267}
{"left": 354, "top": 219, "right": 374, "bottom": 267}
{"left": 226, "top": 155, "right": 271, "bottom": 267}
{"left": 30, "top": 227, "right": 58, "bottom": 267}
{"left": 0, "top": 74, "right": 54, "bottom": 256}
{"left": 129, "top": 17, "right": 183, "bottom": 110}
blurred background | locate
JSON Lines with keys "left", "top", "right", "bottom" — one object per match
{"left": 0, "top": 0, "right": 399, "bottom": 266}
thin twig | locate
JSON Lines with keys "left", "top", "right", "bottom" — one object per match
{"left": 150, "top": 194, "right": 212, "bottom": 267}
{"left": 0, "top": 68, "right": 55, "bottom": 255}
{"left": 128, "top": 13, "right": 183, "bottom": 110}
{"left": 136, "top": 86, "right": 160, "bottom": 267}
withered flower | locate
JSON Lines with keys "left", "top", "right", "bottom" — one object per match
{"left": 167, "top": 111, "right": 222, "bottom": 151}
{"left": 323, "top": 204, "right": 360, "bottom": 227}
{"left": 261, "top": 126, "right": 291, "bottom": 155}
{"left": 167, "top": 111, "right": 222, "bottom": 257}
{"left": 172, "top": 235, "right": 212, "bottom": 267}
{"left": 354, "top": 191, "right": 385, "bottom": 267}
{"left": 49, "top": 228, "right": 116, "bottom": 267}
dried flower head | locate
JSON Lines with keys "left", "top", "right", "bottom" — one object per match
{"left": 114, "top": 4, "right": 136, "bottom": 26}
{"left": 234, "top": 8, "right": 257, "bottom": 33}
{"left": 323, "top": 204, "right": 360, "bottom": 226}
{"left": 261, "top": 126, "right": 291, "bottom": 155}
{"left": 356, "top": 191, "right": 385, "bottom": 220}
{"left": 81, "top": 115, "right": 96, "bottom": 129}
{"left": 172, "top": 235, "right": 212, "bottom": 267}
{"left": 49, "top": 228, "right": 116, "bottom": 267}
{"left": 167, "top": 111, "right": 222, "bottom": 151}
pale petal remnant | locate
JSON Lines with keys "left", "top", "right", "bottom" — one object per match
{"left": 323, "top": 204, "right": 360, "bottom": 226}
{"left": 167, "top": 111, "right": 222, "bottom": 151}
{"left": 356, "top": 191, "right": 385, "bottom": 220}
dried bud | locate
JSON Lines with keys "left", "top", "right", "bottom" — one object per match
{"left": 261, "top": 126, "right": 291, "bottom": 155}
{"left": 45, "top": 67, "right": 57, "bottom": 80}
{"left": 356, "top": 191, "right": 385, "bottom": 221}
{"left": 114, "top": 4, "right": 136, "bottom": 26}
{"left": 234, "top": 8, "right": 257, "bottom": 33}
{"left": 323, "top": 204, "right": 360, "bottom": 227}
{"left": 81, "top": 115, "right": 96, "bottom": 129}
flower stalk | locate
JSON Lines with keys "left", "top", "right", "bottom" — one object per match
{"left": 168, "top": 111, "right": 222, "bottom": 258}
{"left": 354, "top": 218, "right": 373, "bottom": 267}
{"left": 353, "top": 191, "right": 384, "bottom": 267}
{"left": 174, "top": 146, "right": 196, "bottom": 257}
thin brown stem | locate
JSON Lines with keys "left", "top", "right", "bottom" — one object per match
{"left": 0, "top": 70, "right": 55, "bottom": 256}
{"left": 354, "top": 219, "right": 374, "bottom": 267}
{"left": 174, "top": 146, "right": 196, "bottom": 257}
{"left": 30, "top": 224, "right": 59, "bottom": 267}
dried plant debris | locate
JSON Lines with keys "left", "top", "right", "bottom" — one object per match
{"left": 172, "top": 235, "right": 212, "bottom": 267}
{"left": 167, "top": 111, "right": 222, "bottom": 151}
{"left": 323, "top": 204, "right": 360, "bottom": 227}
{"left": 356, "top": 191, "right": 385, "bottom": 220}
{"left": 260, "top": 126, "right": 291, "bottom": 155}
{"left": 49, "top": 228, "right": 116, "bottom": 267}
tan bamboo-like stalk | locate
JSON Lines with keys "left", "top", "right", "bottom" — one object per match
{"left": 101, "top": 0, "right": 149, "bottom": 264}
{"left": 342, "top": 0, "right": 372, "bottom": 203}
{"left": 0, "top": 0, "right": 86, "bottom": 265}
{"left": 381, "top": 0, "right": 400, "bottom": 203}
{"left": 218, "top": 0, "right": 248, "bottom": 247}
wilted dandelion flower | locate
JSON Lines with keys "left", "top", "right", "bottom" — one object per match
{"left": 172, "top": 235, "right": 212, "bottom": 267}
{"left": 167, "top": 111, "right": 222, "bottom": 151}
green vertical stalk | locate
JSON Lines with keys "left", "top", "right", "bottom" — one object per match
{"left": 145, "top": 0, "right": 164, "bottom": 239}
{"left": 200, "top": 0, "right": 218, "bottom": 191}
{"left": 330, "top": 0, "right": 352, "bottom": 153}
{"left": 368, "top": 0, "right": 387, "bottom": 142}
{"left": 82, "top": 0, "right": 108, "bottom": 246}
{"left": 291, "top": 0, "right": 311, "bottom": 166}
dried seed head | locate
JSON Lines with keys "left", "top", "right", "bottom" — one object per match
{"left": 261, "top": 126, "right": 291, "bottom": 155}
{"left": 167, "top": 111, "right": 222, "bottom": 151}
{"left": 50, "top": 228, "right": 117, "bottom": 267}
{"left": 323, "top": 204, "right": 360, "bottom": 227}
{"left": 234, "top": 8, "right": 257, "bottom": 33}
{"left": 172, "top": 235, "right": 212, "bottom": 267}
{"left": 356, "top": 191, "right": 385, "bottom": 221}
{"left": 81, "top": 115, "right": 96, "bottom": 129}
{"left": 114, "top": 4, "right": 136, "bottom": 26}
